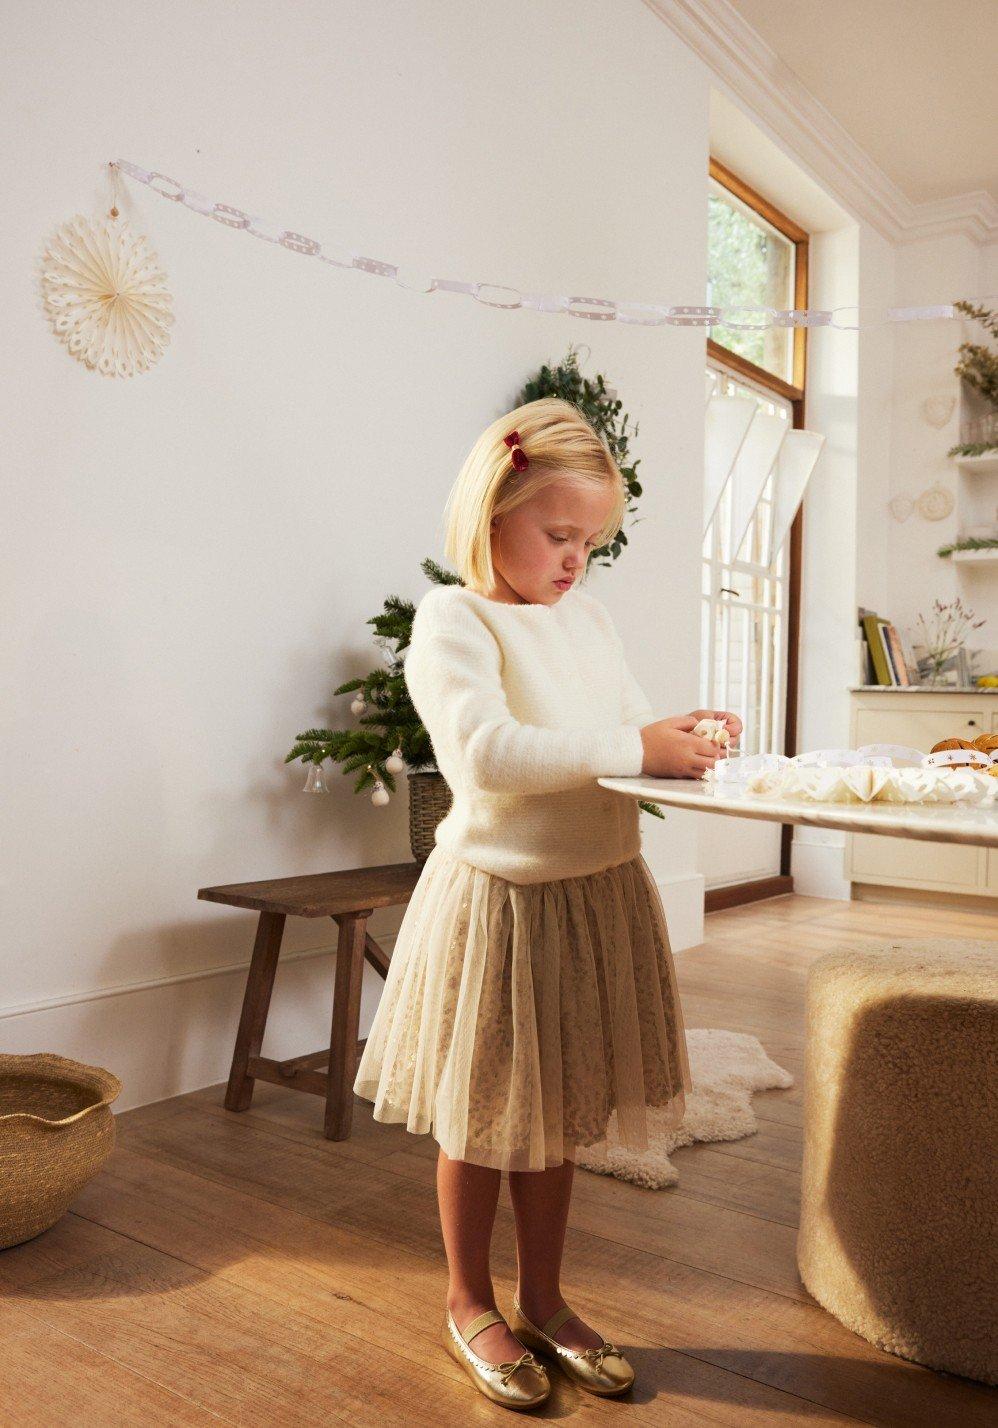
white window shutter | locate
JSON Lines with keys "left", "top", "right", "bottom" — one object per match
{"left": 704, "top": 394, "right": 756, "bottom": 534}
{"left": 729, "top": 411, "right": 790, "bottom": 559}
{"left": 771, "top": 429, "right": 825, "bottom": 552}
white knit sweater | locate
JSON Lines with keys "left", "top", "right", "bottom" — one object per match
{"left": 403, "top": 582, "right": 655, "bottom": 883}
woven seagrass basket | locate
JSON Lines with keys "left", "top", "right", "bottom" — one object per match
{"left": 407, "top": 769, "right": 452, "bottom": 862}
{"left": 0, "top": 1053, "right": 122, "bottom": 1249}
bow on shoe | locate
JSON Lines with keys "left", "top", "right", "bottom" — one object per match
{"left": 498, "top": 1350, "right": 542, "bottom": 1386}
{"left": 582, "top": 1340, "right": 619, "bottom": 1371}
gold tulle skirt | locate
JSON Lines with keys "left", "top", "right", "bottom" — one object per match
{"left": 353, "top": 843, "right": 693, "bottom": 1172}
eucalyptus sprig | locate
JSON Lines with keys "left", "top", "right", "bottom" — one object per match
{"left": 913, "top": 597, "right": 985, "bottom": 682}
{"left": 953, "top": 299, "right": 998, "bottom": 408}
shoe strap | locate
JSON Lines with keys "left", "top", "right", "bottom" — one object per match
{"left": 541, "top": 1305, "right": 577, "bottom": 1339}
{"left": 460, "top": 1308, "right": 505, "bottom": 1343}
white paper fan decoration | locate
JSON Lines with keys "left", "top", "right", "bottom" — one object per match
{"left": 40, "top": 213, "right": 173, "bottom": 377}
{"left": 915, "top": 482, "right": 954, "bottom": 521}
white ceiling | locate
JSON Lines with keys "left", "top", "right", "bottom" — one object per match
{"left": 727, "top": 0, "right": 997, "bottom": 205}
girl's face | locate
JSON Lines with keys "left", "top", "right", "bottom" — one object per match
{"left": 488, "top": 476, "right": 617, "bottom": 606}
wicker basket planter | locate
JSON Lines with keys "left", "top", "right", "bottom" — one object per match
{"left": 407, "top": 769, "right": 452, "bottom": 862}
{"left": 0, "top": 1053, "right": 122, "bottom": 1249}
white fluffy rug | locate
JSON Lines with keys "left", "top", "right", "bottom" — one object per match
{"left": 576, "top": 1029, "right": 794, "bottom": 1189}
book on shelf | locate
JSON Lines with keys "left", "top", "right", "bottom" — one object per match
{"left": 884, "top": 623, "right": 911, "bottom": 686}
{"left": 858, "top": 612, "right": 911, "bottom": 686}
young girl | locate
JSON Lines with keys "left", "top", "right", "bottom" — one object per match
{"left": 353, "top": 396, "right": 741, "bottom": 1410}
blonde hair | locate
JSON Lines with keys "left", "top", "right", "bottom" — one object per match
{"left": 443, "top": 396, "right": 626, "bottom": 592}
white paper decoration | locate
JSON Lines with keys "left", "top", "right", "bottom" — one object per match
{"left": 740, "top": 764, "right": 995, "bottom": 806}
{"left": 915, "top": 482, "right": 955, "bottom": 521}
{"left": 692, "top": 717, "right": 730, "bottom": 747}
{"left": 40, "top": 214, "right": 173, "bottom": 377}
{"left": 921, "top": 394, "right": 956, "bottom": 428}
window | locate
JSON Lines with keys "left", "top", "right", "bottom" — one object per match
{"left": 708, "top": 176, "right": 797, "bottom": 384}
{"left": 702, "top": 159, "right": 817, "bottom": 774}
{"left": 701, "top": 365, "right": 792, "bottom": 756}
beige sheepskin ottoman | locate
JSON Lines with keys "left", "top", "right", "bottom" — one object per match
{"left": 796, "top": 938, "right": 998, "bottom": 1386}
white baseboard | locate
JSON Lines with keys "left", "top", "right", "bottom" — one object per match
{"left": 790, "top": 828, "right": 851, "bottom": 900}
{"left": 653, "top": 870, "right": 706, "bottom": 953}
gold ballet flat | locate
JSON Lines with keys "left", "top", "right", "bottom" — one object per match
{"left": 508, "top": 1295, "right": 635, "bottom": 1396}
{"left": 442, "top": 1306, "right": 551, "bottom": 1410}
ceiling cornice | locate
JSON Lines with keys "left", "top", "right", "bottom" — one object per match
{"left": 641, "top": 0, "right": 998, "bottom": 244}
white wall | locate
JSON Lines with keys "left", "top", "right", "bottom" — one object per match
{"left": 3, "top": 1, "right": 711, "bottom": 1107}
{"left": 883, "top": 234, "right": 998, "bottom": 659}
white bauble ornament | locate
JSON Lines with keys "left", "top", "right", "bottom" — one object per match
{"left": 40, "top": 213, "right": 173, "bottom": 377}
{"left": 371, "top": 779, "right": 390, "bottom": 807}
{"left": 351, "top": 696, "right": 366, "bottom": 716}
{"left": 385, "top": 748, "right": 405, "bottom": 774}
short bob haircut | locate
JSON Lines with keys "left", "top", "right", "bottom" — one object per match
{"left": 443, "top": 396, "right": 627, "bottom": 594}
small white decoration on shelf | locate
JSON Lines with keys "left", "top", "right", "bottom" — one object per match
{"left": 40, "top": 167, "right": 173, "bottom": 378}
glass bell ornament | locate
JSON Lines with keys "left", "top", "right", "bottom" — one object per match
{"left": 302, "top": 761, "right": 330, "bottom": 793}
{"left": 351, "top": 695, "right": 367, "bottom": 716}
{"left": 385, "top": 746, "right": 405, "bottom": 774}
{"left": 371, "top": 778, "right": 390, "bottom": 807}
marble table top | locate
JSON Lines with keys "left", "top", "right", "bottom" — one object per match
{"left": 596, "top": 776, "right": 998, "bottom": 848}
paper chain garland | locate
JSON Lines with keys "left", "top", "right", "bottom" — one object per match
{"left": 112, "top": 160, "right": 991, "bottom": 333}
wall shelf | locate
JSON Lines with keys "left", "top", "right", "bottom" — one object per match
{"left": 953, "top": 452, "right": 998, "bottom": 476}
{"left": 948, "top": 434, "right": 998, "bottom": 564}
{"left": 951, "top": 547, "right": 998, "bottom": 563}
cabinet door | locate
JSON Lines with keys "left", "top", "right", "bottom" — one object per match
{"left": 850, "top": 830, "right": 981, "bottom": 891}
{"left": 855, "top": 708, "right": 986, "bottom": 751}
{"left": 851, "top": 707, "right": 985, "bottom": 890}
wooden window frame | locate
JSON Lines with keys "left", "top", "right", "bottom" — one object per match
{"left": 705, "top": 156, "right": 810, "bottom": 912}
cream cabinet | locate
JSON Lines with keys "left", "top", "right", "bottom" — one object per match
{"left": 845, "top": 689, "right": 997, "bottom": 899}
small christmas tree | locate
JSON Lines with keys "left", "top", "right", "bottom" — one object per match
{"left": 285, "top": 557, "right": 456, "bottom": 799}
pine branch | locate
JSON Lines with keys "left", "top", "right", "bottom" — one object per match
{"left": 937, "top": 535, "right": 998, "bottom": 557}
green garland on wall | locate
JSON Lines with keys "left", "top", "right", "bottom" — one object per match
{"left": 518, "top": 343, "right": 643, "bottom": 566}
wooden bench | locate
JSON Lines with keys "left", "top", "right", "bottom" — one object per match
{"left": 198, "top": 863, "right": 423, "bottom": 1139}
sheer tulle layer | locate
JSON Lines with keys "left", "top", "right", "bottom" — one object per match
{"left": 353, "top": 844, "right": 693, "bottom": 1171}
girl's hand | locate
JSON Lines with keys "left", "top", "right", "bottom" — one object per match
{"left": 638, "top": 719, "right": 727, "bottom": 780}
{"left": 664, "top": 709, "right": 744, "bottom": 742}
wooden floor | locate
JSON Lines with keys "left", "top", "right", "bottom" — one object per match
{"left": 2, "top": 893, "right": 995, "bottom": 1425}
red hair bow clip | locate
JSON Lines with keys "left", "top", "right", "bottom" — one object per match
{"left": 504, "top": 429, "right": 529, "bottom": 472}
